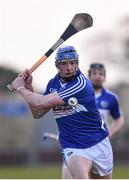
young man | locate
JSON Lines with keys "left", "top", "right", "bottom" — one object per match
{"left": 11, "top": 45, "right": 113, "bottom": 179}
{"left": 62, "top": 63, "right": 124, "bottom": 179}
{"left": 88, "top": 63, "right": 124, "bottom": 139}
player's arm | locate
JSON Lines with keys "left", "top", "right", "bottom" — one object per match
{"left": 17, "top": 88, "right": 65, "bottom": 108}
{"left": 22, "top": 75, "right": 50, "bottom": 118}
{"left": 11, "top": 76, "right": 65, "bottom": 119}
{"left": 28, "top": 103, "right": 51, "bottom": 119}
{"left": 11, "top": 70, "right": 64, "bottom": 119}
{"left": 109, "top": 116, "right": 124, "bottom": 139}
{"left": 109, "top": 94, "right": 125, "bottom": 139}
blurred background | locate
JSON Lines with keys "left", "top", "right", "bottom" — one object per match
{"left": 0, "top": 0, "right": 129, "bottom": 178}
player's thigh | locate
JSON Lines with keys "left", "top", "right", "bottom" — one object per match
{"left": 62, "top": 162, "right": 73, "bottom": 179}
{"left": 67, "top": 155, "right": 92, "bottom": 179}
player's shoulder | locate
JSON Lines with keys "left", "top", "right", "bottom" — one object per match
{"left": 77, "top": 69, "right": 89, "bottom": 82}
{"left": 75, "top": 69, "right": 87, "bottom": 83}
{"left": 48, "top": 74, "right": 59, "bottom": 83}
{"left": 77, "top": 71, "right": 93, "bottom": 91}
{"left": 104, "top": 88, "right": 119, "bottom": 101}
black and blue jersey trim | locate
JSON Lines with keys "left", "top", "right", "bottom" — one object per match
{"left": 58, "top": 74, "right": 86, "bottom": 99}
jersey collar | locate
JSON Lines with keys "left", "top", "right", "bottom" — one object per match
{"left": 55, "top": 68, "right": 81, "bottom": 83}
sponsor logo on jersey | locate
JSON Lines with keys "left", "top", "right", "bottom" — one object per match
{"left": 50, "top": 88, "right": 57, "bottom": 93}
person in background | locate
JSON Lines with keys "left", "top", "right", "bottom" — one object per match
{"left": 11, "top": 46, "right": 113, "bottom": 179}
{"left": 88, "top": 63, "right": 124, "bottom": 139}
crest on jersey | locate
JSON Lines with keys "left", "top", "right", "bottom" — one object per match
{"left": 100, "top": 100, "right": 108, "bottom": 108}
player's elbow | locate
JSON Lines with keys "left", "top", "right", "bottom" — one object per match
{"left": 31, "top": 106, "right": 50, "bottom": 119}
{"left": 32, "top": 113, "right": 42, "bottom": 119}
{"left": 120, "top": 116, "right": 124, "bottom": 126}
{"left": 118, "top": 116, "right": 125, "bottom": 128}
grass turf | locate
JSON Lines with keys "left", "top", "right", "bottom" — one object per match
{"left": 0, "top": 164, "right": 128, "bottom": 179}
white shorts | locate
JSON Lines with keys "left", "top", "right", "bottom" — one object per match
{"left": 62, "top": 137, "right": 113, "bottom": 176}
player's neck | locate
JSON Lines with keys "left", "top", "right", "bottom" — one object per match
{"left": 94, "top": 88, "right": 102, "bottom": 94}
{"left": 60, "top": 75, "right": 76, "bottom": 82}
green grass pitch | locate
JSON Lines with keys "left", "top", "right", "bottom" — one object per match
{"left": 0, "top": 164, "right": 128, "bottom": 179}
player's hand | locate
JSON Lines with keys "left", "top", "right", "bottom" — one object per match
{"left": 18, "top": 69, "right": 33, "bottom": 91}
{"left": 11, "top": 76, "right": 25, "bottom": 91}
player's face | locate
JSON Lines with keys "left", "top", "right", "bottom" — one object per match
{"left": 58, "top": 60, "right": 78, "bottom": 79}
{"left": 89, "top": 69, "right": 105, "bottom": 89}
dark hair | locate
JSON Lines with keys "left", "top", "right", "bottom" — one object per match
{"left": 88, "top": 63, "right": 106, "bottom": 76}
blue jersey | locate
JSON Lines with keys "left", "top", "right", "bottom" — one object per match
{"left": 95, "top": 88, "right": 122, "bottom": 125}
{"left": 44, "top": 69, "right": 109, "bottom": 149}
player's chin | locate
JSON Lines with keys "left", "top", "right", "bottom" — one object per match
{"left": 65, "top": 74, "right": 74, "bottom": 77}
{"left": 93, "top": 83, "right": 103, "bottom": 89}
{"left": 62, "top": 74, "right": 76, "bottom": 82}
{"left": 65, "top": 72, "right": 76, "bottom": 77}
{"left": 65, "top": 75, "right": 75, "bottom": 80}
